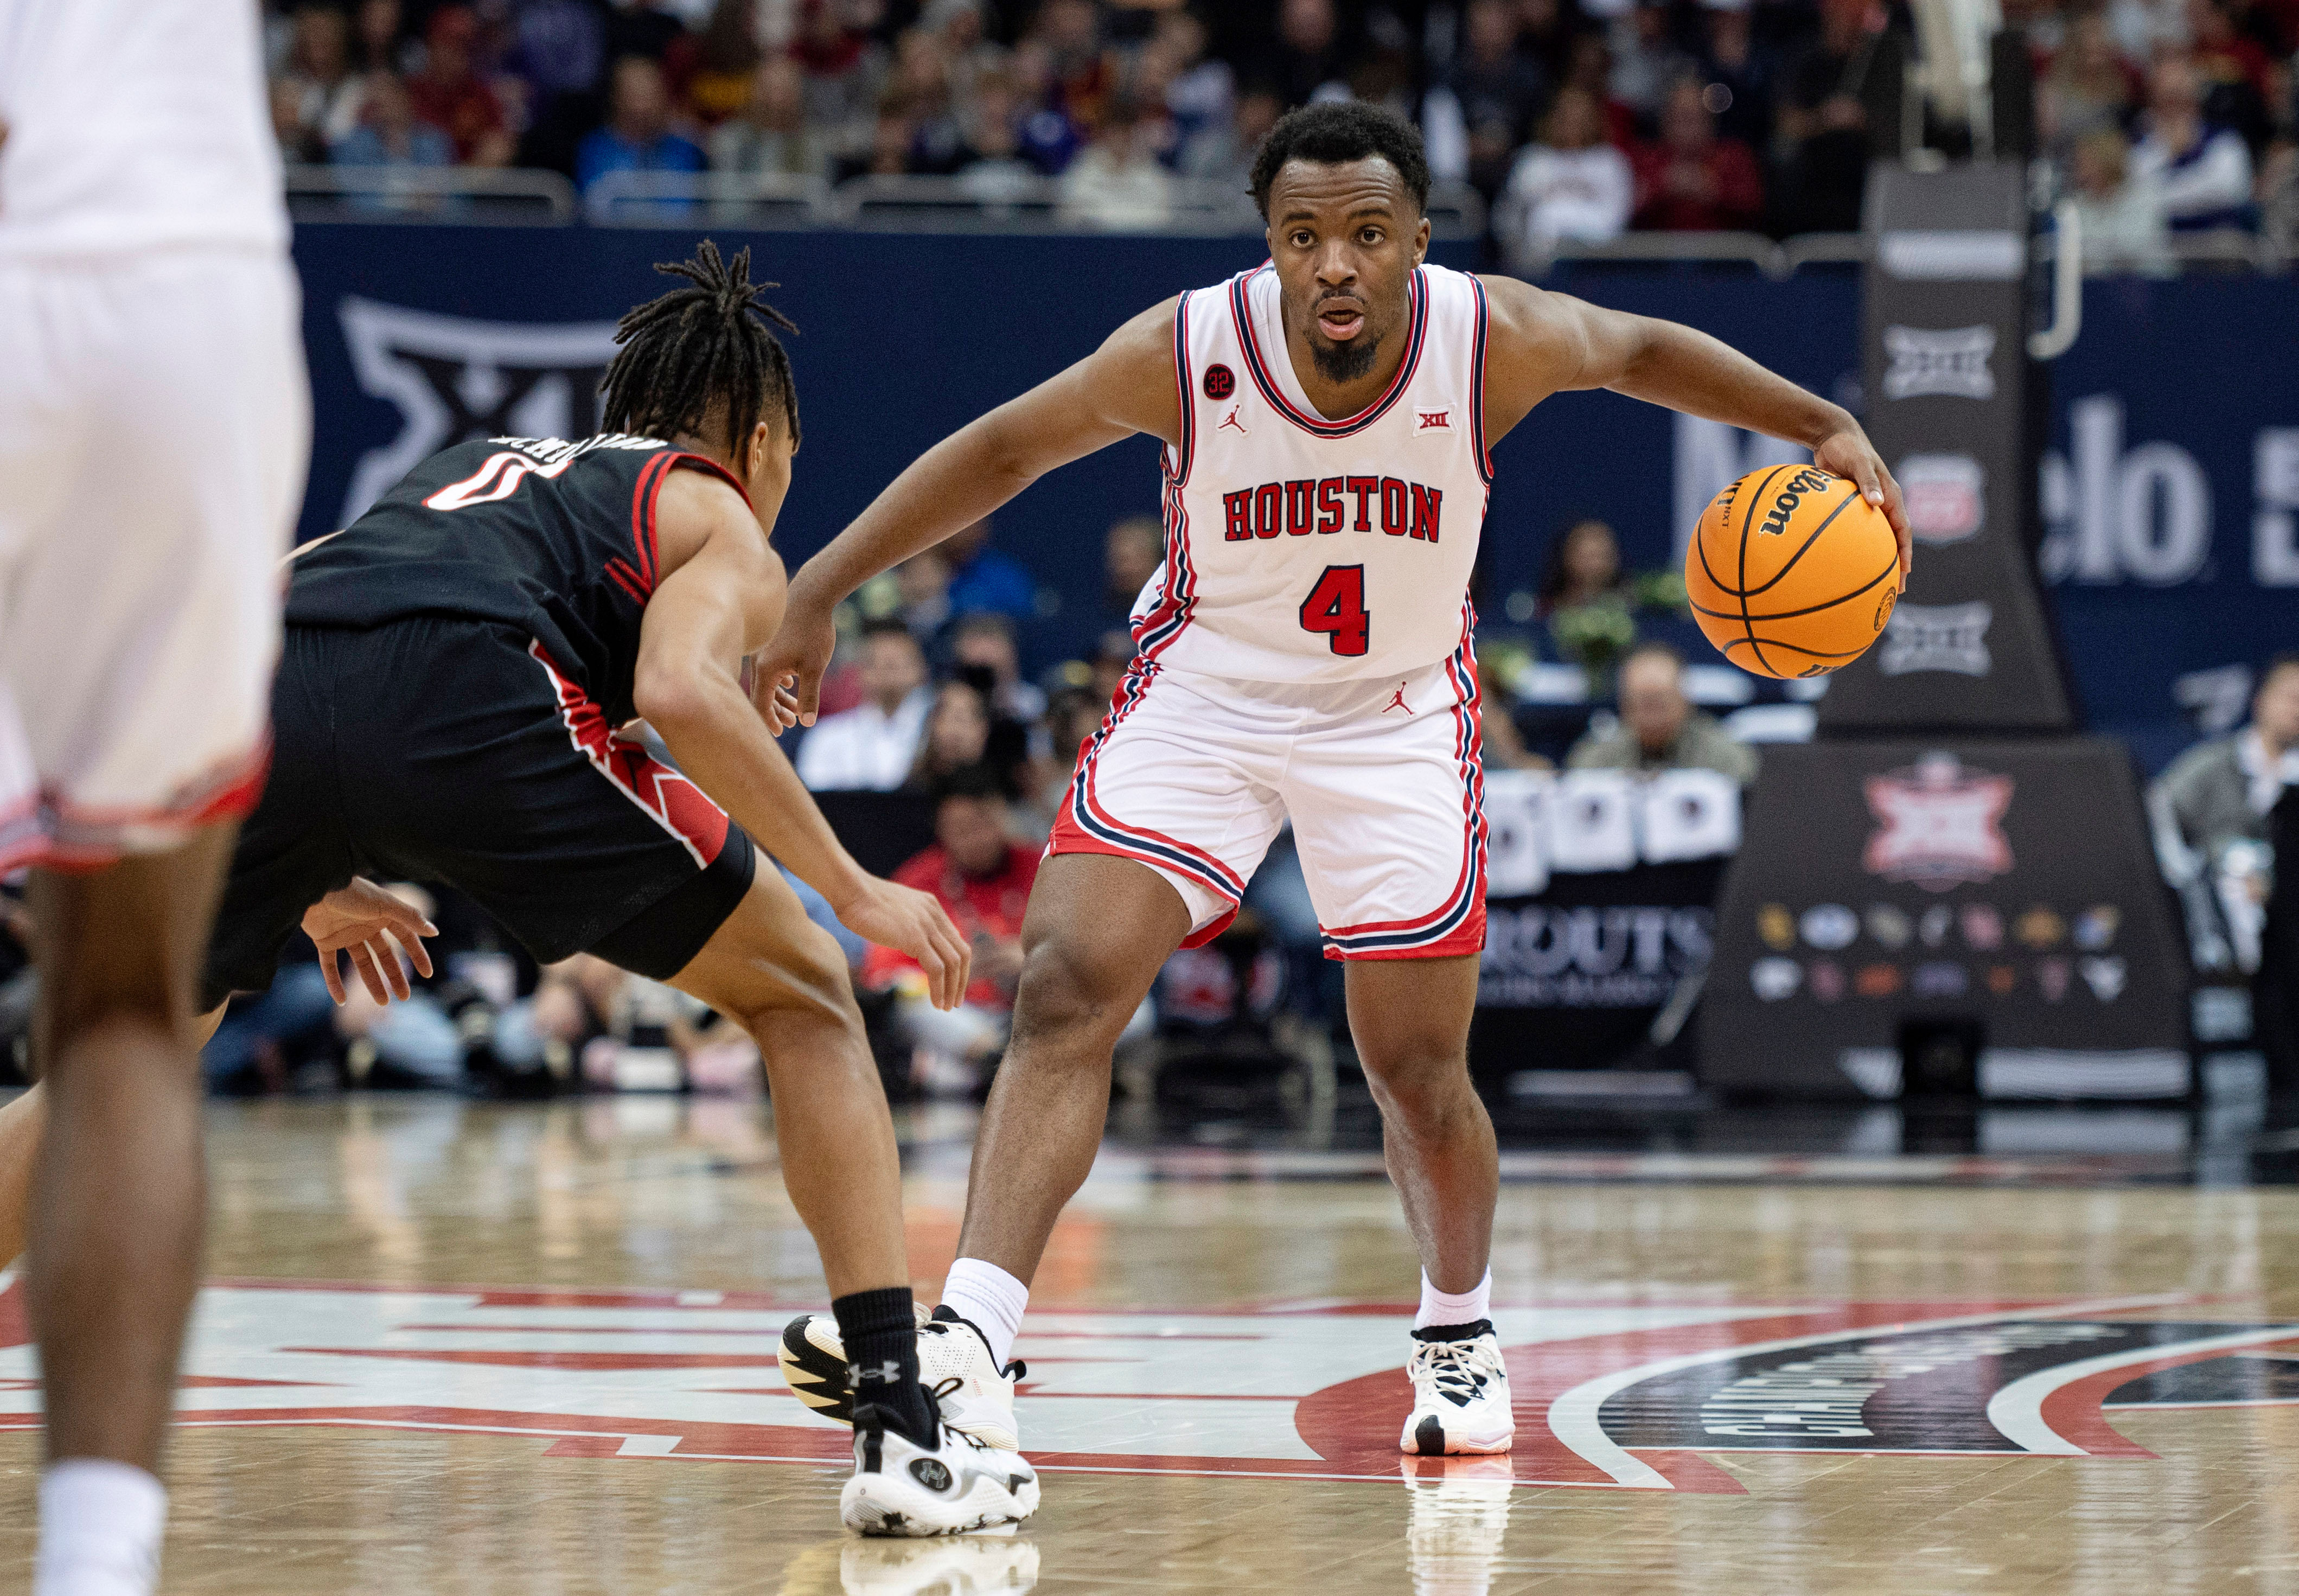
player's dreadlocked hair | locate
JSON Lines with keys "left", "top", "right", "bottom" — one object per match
{"left": 599, "top": 240, "right": 800, "bottom": 455}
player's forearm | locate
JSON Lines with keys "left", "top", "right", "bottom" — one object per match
{"left": 1605, "top": 317, "right": 1853, "bottom": 451}
{"left": 791, "top": 419, "right": 1041, "bottom": 611}
{"left": 648, "top": 677, "right": 871, "bottom": 907}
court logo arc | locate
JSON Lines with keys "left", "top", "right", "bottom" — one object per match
{"left": 2, "top": 1279, "right": 2291, "bottom": 1493}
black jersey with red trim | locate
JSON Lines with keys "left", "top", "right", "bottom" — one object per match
{"left": 285, "top": 433, "right": 748, "bottom": 726}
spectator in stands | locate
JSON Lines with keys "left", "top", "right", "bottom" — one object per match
{"left": 353, "top": 0, "right": 413, "bottom": 79}
{"left": 1257, "top": 0, "right": 1355, "bottom": 108}
{"left": 1561, "top": 34, "right": 1639, "bottom": 147}
{"left": 280, "top": 3, "right": 369, "bottom": 154}
{"left": 509, "top": 0, "right": 611, "bottom": 174}
{"left": 577, "top": 55, "right": 706, "bottom": 194}
{"left": 1148, "top": 9, "right": 1236, "bottom": 174}
{"left": 796, "top": 621, "right": 931, "bottom": 791}
{"left": 330, "top": 71, "right": 456, "bottom": 169}
{"left": 606, "top": 0, "right": 691, "bottom": 69}
{"left": 890, "top": 549, "right": 955, "bottom": 646}
{"left": 1106, "top": 514, "right": 1165, "bottom": 617}
{"left": 1771, "top": 0, "right": 1893, "bottom": 235}
{"left": 951, "top": 612, "right": 1049, "bottom": 725}
{"left": 1610, "top": 2, "right": 1695, "bottom": 120}
{"left": 711, "top": 56, "right": 825, "bottom": 177}
{"left": 272, "top": 78, "right": 326, "bottom": 165}
{"left": 1501, "top": 86, "right": 1635, "bottom": 263}
{"left": 1445, "top": 0, "right": 1549, "bottom": 197}
{"left": 956, "top": 68, "right": 1039, "bottom": 200}
{"left": 925, "top": 0, "right": 1005, "bottom": 130}
{"left": 408, "top": 6, "right": 512, "bottom": 165}
{"left": 2186, "top": 0, "right": 2276, "bottom": 152}
{"left": 1090, "top": 629, "right": 1135, "bottom": 707}
{"left": 908, "top": 679, "right": 995, "bottom": 791}
{"left": 1538, "top": 519, "right": 1633, "bottom": 617}
{"left": 1059, "top": 94, "right": 1177, "bottom": 228}
{"left": 1183, "top": 82, "right": 1282, "bottom": 187}
{"left": 686, "top": 0, "right": 762, "bottom": 126}
{"left": 2152, "top": 654, "right": 2299, "bottom": 912}
{"left": 1009, "top": 37, "right": 1084, "bottom": 173}
{"left": 942, "top": 517, "right": 1038, "bottom": 623}
{"left": 1567, "top": 642, "right": 1760, "bottom": 784}
{"left": 863, "top": 767, "right": 1038, "bottom": 1096}
{"left": 2069, "top": 127, "right": 2174, "bottom": 274}
{"left": 2042, "top": 12, "right": 2142, "bottom": 154}
{"left": 1633, "top": 76, "right": 1764, "bottom": 231}
{"left": 1032, "top": 0, "right": 1116, "bottom": 129}
{"left": 1695, "top": 0, "right": 1781, "bottom": 152}
{"left": 1515, "top": 0, "right": 1584, "bottom": 87}
{"left": 2131, "top": 54, "right": 2256, "bottom": 232}
{"left": 892, "top": 26, "right": 973, "bottom": 175}
{"left": 791, "top": 0, "right": 885, "bottom": 148}
{"left": 836, "top": 88, "right": 921, "bottom": 183}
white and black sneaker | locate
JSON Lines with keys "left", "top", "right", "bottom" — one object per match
{"left": 1399, "top": 1322, "right": 1515, "bottom": 1456}
{"left": 842, "top": 1382, "right": 1040, "bottom": 1537}
{"left": 783, "top": 1304, "right": 1024, "bottom": 1450}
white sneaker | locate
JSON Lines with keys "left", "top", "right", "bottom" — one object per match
{"left": 1399, "top": 1323, "right": 1515, "bottom": 1455}
{"left": 837, "top": 1526, "right": 1041, "bottom": 1594}
{"left": 782, "top": 1304, "right": 1023, "bottom": 1450}
{"left": 841, "top": 1386, "right": 1040, "bottom": 1537}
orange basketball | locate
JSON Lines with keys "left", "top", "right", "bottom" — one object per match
{"left": 1684, "top": 464, "right": 1901, "bottom": 680}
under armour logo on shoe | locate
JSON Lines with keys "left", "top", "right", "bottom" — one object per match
{"left": 1383, "top": 684, "right": 1413, "bottom": 714}
{"left": 848, "top": 1359, "right": 906, "bottom": 1386}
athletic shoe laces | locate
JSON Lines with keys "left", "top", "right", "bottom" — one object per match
{"left": 1412, "top": 1337, "right": 1503, "bottom": 1408}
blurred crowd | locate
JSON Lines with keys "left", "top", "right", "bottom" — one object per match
{"left": 261, "top": 0, "right": 2299, "bottom": 257}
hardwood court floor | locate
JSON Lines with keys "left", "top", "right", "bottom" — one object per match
{"left": 2, "top": 1094, "right": 2298, "bottom": 1595}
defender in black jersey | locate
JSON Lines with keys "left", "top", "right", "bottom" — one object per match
{"left": 0, "top": 244, "right": 1038, "bottom": 1538}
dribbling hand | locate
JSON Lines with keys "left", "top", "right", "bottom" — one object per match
{"left": 832, "top": 878, "right": 974, "bottom": 1011}
{"left": 751, "top": 597, "right": 838, "bottom": 733}
{"left": 304, "top": 878, "right": 438, "bottom": 1005}
{"left": 1815, "top": 427, "right": 1912, "bottom": 586}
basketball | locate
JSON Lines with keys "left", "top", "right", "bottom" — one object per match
{"left": 1684, "top": 464, "right": 1902, "bottom": 679}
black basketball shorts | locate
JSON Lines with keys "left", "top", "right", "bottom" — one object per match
{"left": 202, "top": 617, "right": 756, "bottom": 1010}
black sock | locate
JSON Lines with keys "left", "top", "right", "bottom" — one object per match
{"left": 1412, "top": 1318, "right": 1495, "bottom": 1344}
{"left": 833, "top": 1287, "right": 935, "bottom": 1444}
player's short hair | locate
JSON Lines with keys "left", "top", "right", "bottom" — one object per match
{"left": 600, "top": 240, "right": 800, "bottom": 455}
{"left": 933, "top": 764, "right": 1007, "bottom": 807}
{"left": 1249, "top": 101, "right": 1431, "bottom": 221}
{"left": 859, "top": 616, "right": 918, "bottom": 644}
{"left": 2263, "top": 653, "right": 2299, "bottom": 688}
{"left": 953, "top": 611, "right": 1016, "bottom": 643}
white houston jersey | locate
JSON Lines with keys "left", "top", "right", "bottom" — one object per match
{"left": 1132, "top": 260, "right": 1493, "bottom": 684}
{"left": 0, "top": 0, "right": 285, "bottom": 260}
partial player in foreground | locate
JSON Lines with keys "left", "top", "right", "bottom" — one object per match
{"left": 0, "top": 244, "right": 1033, "bottom": 1541}
{"left": 0, "top": 2, "right": 309, "bottom": 1592}
{"left": 759, "top": 103, "right": 1908, "bottom": 1466}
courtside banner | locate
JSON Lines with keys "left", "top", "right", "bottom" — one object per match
{"left": 1702, "top": 737, "right": 2189, "bottom": 1099}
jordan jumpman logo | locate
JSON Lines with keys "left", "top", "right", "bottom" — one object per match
{"left": 1383, "top": 684, "right": 1413, "bottom": 714}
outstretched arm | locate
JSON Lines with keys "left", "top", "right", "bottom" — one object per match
{"left": 635, "top": 476, "right": 973, "bottom": 1007}
{"left": 757, "top": 297, "right": 1185, "bottom": 724}
{"left": 1478, "top": 274, "right": 1911, "bottom": 580}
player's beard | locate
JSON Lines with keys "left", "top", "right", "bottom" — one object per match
{"left": 1310, "top": 329, "right": 1381, "bottom": 384}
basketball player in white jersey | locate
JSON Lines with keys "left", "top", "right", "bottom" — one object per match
{"left": 0, "top": 3, "right": 310, "bottom": 1591}
{"left": 758, "top": 104, "right": 1909, "bottom": 1465}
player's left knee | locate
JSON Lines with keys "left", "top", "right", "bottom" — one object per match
{"left": 1357, "top": 1045, "right": 1471, "bottom": 1119}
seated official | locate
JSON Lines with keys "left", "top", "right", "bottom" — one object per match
{"left": 794, "top": 620, "right": 931, "bottom": 791}
{"left": 2152, "top": 654, "right": 2299, "bottom": 961}
{"left": 861, "top": 766, "right": 1036, "bottom": 1096}
{"left": 1566, "top": 642, "right": 1758, "bottom": 786}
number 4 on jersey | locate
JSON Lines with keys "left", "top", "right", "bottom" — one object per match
{"left": 1300, "top": 565, "right": 1369, "bottom": 657}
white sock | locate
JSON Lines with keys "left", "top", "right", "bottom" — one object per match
{"left": 35, "top": 1459, "right": 165, "bottom": 1596}
{"left": 1414, "top": 1268, "right": 1492, "bottom": 1331}
{"left": 941, "top": 1257, "right": 1029, "bottom": 1369}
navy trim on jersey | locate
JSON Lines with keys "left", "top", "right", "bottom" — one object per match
{"left": 1468, "top": 274, "right": 1495, "bottom": 487}
{"left": 1230, "top": 264, "right": 1429, "bottom": 441}
{"left": 1171, "top": 288, "right": 1196, "bottom": 488}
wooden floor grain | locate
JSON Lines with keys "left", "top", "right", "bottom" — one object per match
{"left": 1, "top": 1095, "right": 2295, "bottom": 1595}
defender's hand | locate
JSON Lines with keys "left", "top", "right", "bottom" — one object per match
{"left": 1816, "top": 427, "right": 1911, "bottom": 585}
{"left": 752, "top": 593, "right": 838, "bottom": 731}
{"left": 834, "top": 878, "right": 973, "bottom": 1011}
{"left": 304, "top": 878, "right": 438, "bottom": 1005}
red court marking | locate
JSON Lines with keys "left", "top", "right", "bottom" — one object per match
{"left": 2037, "top": 1336, "right": 2299, "bottom": 1458}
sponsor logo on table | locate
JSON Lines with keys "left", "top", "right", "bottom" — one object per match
{"left": 1898, "top": 453, "right": 1987, "bottom": 544}
{"left": 1863, "top": 755, "right": 2015, "bottom": 890}
{"left": 1879, "top": 601, "right": 1994, "bottom": 678}
{"left": 1883, "top": 324, "right": 1997, "bottom": 400}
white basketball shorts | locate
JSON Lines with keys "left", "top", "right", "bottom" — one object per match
{"left": 0, "top": 249, "right": 309, "bottom": 872}
{"left": 1048, "top": 648, "right": 1488, "bottom": 960}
